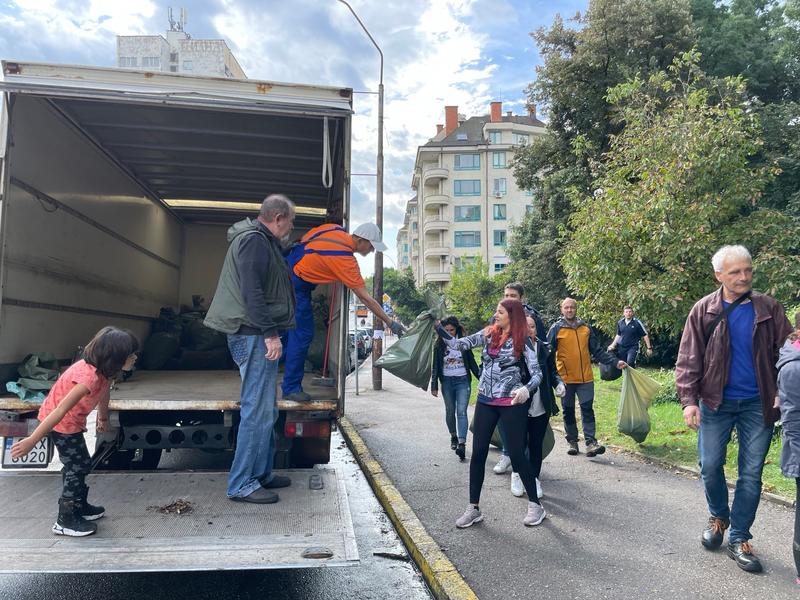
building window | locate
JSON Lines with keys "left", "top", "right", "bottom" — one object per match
{"left": 169, "top": 65, "right": 178, "bottom": 72}
{"left": 454, "top": 180, "right": 481, "bottom": 196}
{"left": 411, "top": 222, "right": 418, "bottom": 232}
{"left": 494, "top": 263, "right": 506, "bottom": 273}
{"left": 492, "top": 151, "right": 506, "bottom": 168}
{"left": 170, "top": 52, "right": 179, "bottom": 62}
{"left": 142, "top": 56, "right": 160, "bottom": 68}
{"left": 488, "top": 131, "right": 502, "bottom": 144}
{"left": 493, "top": 230, "right": 507, "bottom": 247}
{"left": 454, "top": 205, "right": 481, "bottom": 222}
{"left": 119, "top": 56, "right": 138, "bottom": 67}
{"left": 182, "top": 60, "right": 193, "bottom": 71}
{"left": 455, "top": 256, "right": 478, "bottom": 270}
{"left": 492, "top": 178, "right": 507, "bottom": 197}
{"left": 513, "top": 133, "right": 529, "bottom": 146}
{"left": 454, "top": 231, "right": 481, "bottom": 248}
{"left": 493, "top": 204, "right": 507, "bottom": 220}
{"left": 224, "top": 65, "right": 234, "bottom": 78}
{"left": 403, "top": 243, "right": 408, "bottom": 252}
{"left": 454, "top": 154, "right": 480, "bottom": 170}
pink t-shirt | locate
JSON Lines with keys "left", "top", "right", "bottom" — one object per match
{"left": 38, "top": 360, "right": 109, "bottom": 434}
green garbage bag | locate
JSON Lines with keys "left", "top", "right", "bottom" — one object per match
{"left": 5, "top": 353, "right": 60, "bottom": 401}
{"left": 617, "top": 367, "right": 661, "bottom": 443}
{"left": 374, "top": 290, "right": 446, "bottom": 391}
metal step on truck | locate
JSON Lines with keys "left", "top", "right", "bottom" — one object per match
{"left": 0, "top": 61, "right": 358, "bottom": 572}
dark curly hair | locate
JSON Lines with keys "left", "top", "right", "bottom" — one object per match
{"left": 83, "top": 326, "right": 139, "bottom": 379}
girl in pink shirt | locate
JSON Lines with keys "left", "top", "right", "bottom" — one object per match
{"left": 11, "top": 326, "right": 138, "bottom": 537}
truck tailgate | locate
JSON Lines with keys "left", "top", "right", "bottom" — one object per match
{"left": 0, "top": 468, "right": 358, "bottom": 573}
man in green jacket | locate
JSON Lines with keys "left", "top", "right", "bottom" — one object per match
{"left": 205, "top": 194, "right": 296, "bottom": 504}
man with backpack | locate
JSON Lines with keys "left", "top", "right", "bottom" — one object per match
{"left": 283, "top": 222, "right": 403, "bottom": 401}
{"left": 676, "top": 245, "right": 791, "bottom": 573}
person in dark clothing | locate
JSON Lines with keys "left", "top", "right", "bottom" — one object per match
{"left": 607, "top": 305, "right": 653, "bottom": 367}
{"left": 778, "top": 311, "right": 800, "bottom": 585}
{"left": 431, "top": 316, "right": 481, "bottom": 460}
{"left": 205, "top": 194, "right": 297, "bottom": 504}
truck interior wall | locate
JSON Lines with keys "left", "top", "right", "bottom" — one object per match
{"left": 178, "top": 224, "right": 228, "bottom": 309}
{"left": 0, "top": 95, "right": 182, "bottom": 377}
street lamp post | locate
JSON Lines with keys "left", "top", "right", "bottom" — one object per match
{"left": 337, "top": 0, "right": 385, "bottom": 390}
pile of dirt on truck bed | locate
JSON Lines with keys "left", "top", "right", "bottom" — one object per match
{"left": 149, "top": 499, "right": 194, "bottom": 515}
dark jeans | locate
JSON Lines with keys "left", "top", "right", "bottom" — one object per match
{"left": 526, "top": 413, "right": 550, "bottom": 479}
{"left": 470, "top": 401, "right": 539, "bottom": 504}
{"left": 698, "top": 398, "right": 773, "bottom": 542}
{"left": 615, "top": 345, "right": 639, "bottom": 368}
{"left": 50, "top": 431, "right": 91, "bottom": 500}
{"left": 561, "top": 382, "right": 596, "bottom": 444}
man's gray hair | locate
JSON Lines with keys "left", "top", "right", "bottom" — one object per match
{"left": 711, "top": 245, "right": 752, "bottom": 272}
{"left": 259, "top": 194, "right": 295, "bottom": 222}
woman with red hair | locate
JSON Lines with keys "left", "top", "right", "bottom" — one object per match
{"left": 436, "top": 299, "right": 544, "bottom": 529}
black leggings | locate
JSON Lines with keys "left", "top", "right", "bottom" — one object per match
{"left": 50, "top": 431, "right": 91, "bottom": 500}
{"left": 526, "top": 413, "right": 550, "bottom": 479}
{"left": 470, "top": 401, "right": 539, "bottom": 504}
{"left": 795, "top": 478, "right": 800, "bottom": 577}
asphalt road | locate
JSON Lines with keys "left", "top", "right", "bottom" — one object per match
{"left": 0, "top": 429, "right": 432, "bottom": 600}
{"left": 346, "top": 364, "right": 799, "bottom": 600}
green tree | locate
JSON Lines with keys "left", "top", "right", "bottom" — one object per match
{"left": 562, "top": 52, "right": 800, "bottom": 336}
{"left": 445, "top": 259, "right": 503, "bottom": 333}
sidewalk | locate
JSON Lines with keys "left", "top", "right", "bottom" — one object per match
{"left": 344, "top": 360, "right": 798, "bottom": 600}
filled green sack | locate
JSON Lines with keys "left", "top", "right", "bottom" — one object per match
{"left": 140, "top": 332, "right": 181, "bottom": 370}
{"left": 374, "top": 290, "right": 446, "bottom": 391}
{"left": 617, "top": 367, "right": 661, "bottom": 443}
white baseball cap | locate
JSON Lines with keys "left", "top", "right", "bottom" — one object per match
{"left": 352, "top": 222, "right": 388, "bottom": 252}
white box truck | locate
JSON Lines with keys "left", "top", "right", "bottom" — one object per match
{"left": 0, "top": 61, "right": 358, "bottom": 572}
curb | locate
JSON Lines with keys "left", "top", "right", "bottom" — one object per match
{"left": 338, "top": 416, "right": 478, "bottom": 600}
{"left": 550, "top": 424, "right": 795, "bottom": 509}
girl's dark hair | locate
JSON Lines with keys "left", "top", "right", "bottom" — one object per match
{"left": 438, "top": 316, "right": 465, "bottom": 353}
{"left": 83, "top": 326, "right": 138, "bottom": 378}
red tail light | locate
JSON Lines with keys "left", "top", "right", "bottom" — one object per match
{"left": 284, "top": 420, "right": 331, "bottom": 438}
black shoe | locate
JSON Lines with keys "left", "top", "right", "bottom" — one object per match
{"left": 76, "top": 489, "right": 105, "bottom": 521}
{"left": 230, "top": 488, "right": 279, "bottom": 504}
{"left": 284, "top": 391, "right": 312, "bottom": 402}
{"left": 53, "top": 498, "right": 97, "bottom": 537}
{"left": 260, "top": 474, "right": 291, "bottom": 489}
{"left": 567, "top": 442, "right": 579, "bottom": 456}
{"left": 701, "top": 516, "right": 729, "bottom": 550}
{"left": 450, "top": 435, "right": 458, "bottom": 451}
{"left": 455, "top": 443, "right": 466, "bottom": 461}
{"left": 727, "top": 541, "right": 763, "bottom": 572}
{"left": 585, "top": 442, "right": 605, "bottom": 457}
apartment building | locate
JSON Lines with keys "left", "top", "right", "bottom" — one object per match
{"left": 401, "top": 102, "right": 545, "bottom": 287}
{"left": 116, "top": 9, "right": 246, "bottom": 78}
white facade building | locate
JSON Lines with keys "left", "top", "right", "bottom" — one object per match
{"left": 116, "top": 12, "right": 246, "bottom": 79}
{"left": 401, "top": 102, "right": 545, "bottom": 287}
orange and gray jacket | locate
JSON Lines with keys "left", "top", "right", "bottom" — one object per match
{"left": 675, "top": 288, "right": 792, "bottom": 426}
{"left": 547, "top": 318, "right": 617, "bottom": 384}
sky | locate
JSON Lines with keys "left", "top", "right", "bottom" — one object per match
{"left": 0, "top": 0, "right": 587, "bottom": 275}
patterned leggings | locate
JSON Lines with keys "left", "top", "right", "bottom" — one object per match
{"left": 50, "top": 431, "right": 91, "bottom": 500}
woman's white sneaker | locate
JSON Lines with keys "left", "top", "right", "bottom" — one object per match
{"left": 493, "top": 455, "right": 512, "bottom": 474}
{"left": 523, "top": 501, "right": 546, "bottom": 526}
{"left": 510, "top": 472, "right": 525, "bottom": 497}
{"left": 455, "top": 504, "right": 483, "bottom": 528}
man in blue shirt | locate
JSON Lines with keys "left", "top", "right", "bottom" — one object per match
{"left": 607, "top": 306, "right": 652, "bottom": 367}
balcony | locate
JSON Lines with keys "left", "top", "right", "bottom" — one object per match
{"left": 425, "top": 271, "right": 451, "bottom": 283}
{"left": 423, "top": 193, "right": 450, "bottom": 209}
{"left": 422, "top": 167, "right": 449, "bottom": 185}
{"left": 424, "top": 242, "right": 451, "bottom": 259}
{"left": 423, "top": 215, "right": 450, "bottom": 234}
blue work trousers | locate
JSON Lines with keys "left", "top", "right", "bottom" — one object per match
{"left": 281, "top": 273, "right": 316, "bottom": 396}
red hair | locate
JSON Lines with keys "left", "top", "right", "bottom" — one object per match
{"left": 484, "top": 299, "right": 527, "bottom": 357}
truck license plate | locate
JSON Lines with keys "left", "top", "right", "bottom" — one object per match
{"left": 2, "top": 437, "right": 52, "bottom": 469}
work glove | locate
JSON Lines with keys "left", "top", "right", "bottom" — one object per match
{"left": 510, "top": 386, "right": 530, "bottom": 405}
{"left": 555, "top": 382, "right": 566, "bottom": 397}
{"left": 390, "top": 320, "right": 405, "bottom": 336}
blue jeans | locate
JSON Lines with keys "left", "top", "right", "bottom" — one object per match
{"left": 227, "top": 334, "right": 280, "bottom": 498}
{"left": 698, "top": 398, "right": 774, "bottom": 542}
{"left": 282, "top": 273, "right": 315, "bottom": 396}
{"left": 441, "top": 375, "right": 470, "bottom": 443}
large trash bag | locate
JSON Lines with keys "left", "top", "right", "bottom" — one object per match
{"left": 140, "top": 332, "right": 181, "bottom": 370}
{"left": 600, "top": 361, "right": 622, "bottom": 381}
{"left": 617, "top": 367, "right": 661, "bottom": 443}
{"left": 5, "top": 353, "right": 60, "bottom": 401}
{"left": 374, "top": 290, "right": 446, "bottom": 391}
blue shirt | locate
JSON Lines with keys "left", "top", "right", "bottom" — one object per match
{"left": 616, "top": 318, "right": 647, "bottom": 348}
{"left": 722, "top": 301, "right": 759, "bottom": 401}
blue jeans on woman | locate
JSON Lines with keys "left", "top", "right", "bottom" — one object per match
{"left": 227, "top": 334, "right": 280, "bottom": 499}
{"left": 698, "top": 398, "right": 774, "bottom": 543}
{"left": 441, "top": 375, "right": 470, "bottom": 443}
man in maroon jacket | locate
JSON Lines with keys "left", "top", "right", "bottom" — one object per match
{"left": 676, "top": 245, "right": 791, "bottom": 573}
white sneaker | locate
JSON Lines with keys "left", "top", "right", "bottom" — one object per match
{"left": 536, "top": 477, "right": 543, "bottom": 498}
{"left": 523, "top": 501, "right": 546, "bottom": 527}
{"left": 510, "top": 472, "right": 524, "bottom": 497}
{"left": 493, "top": 455, "right": 512, "bottom": 474}
{"left": 455, "top": 504, "right": 483, "bottom": 528}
